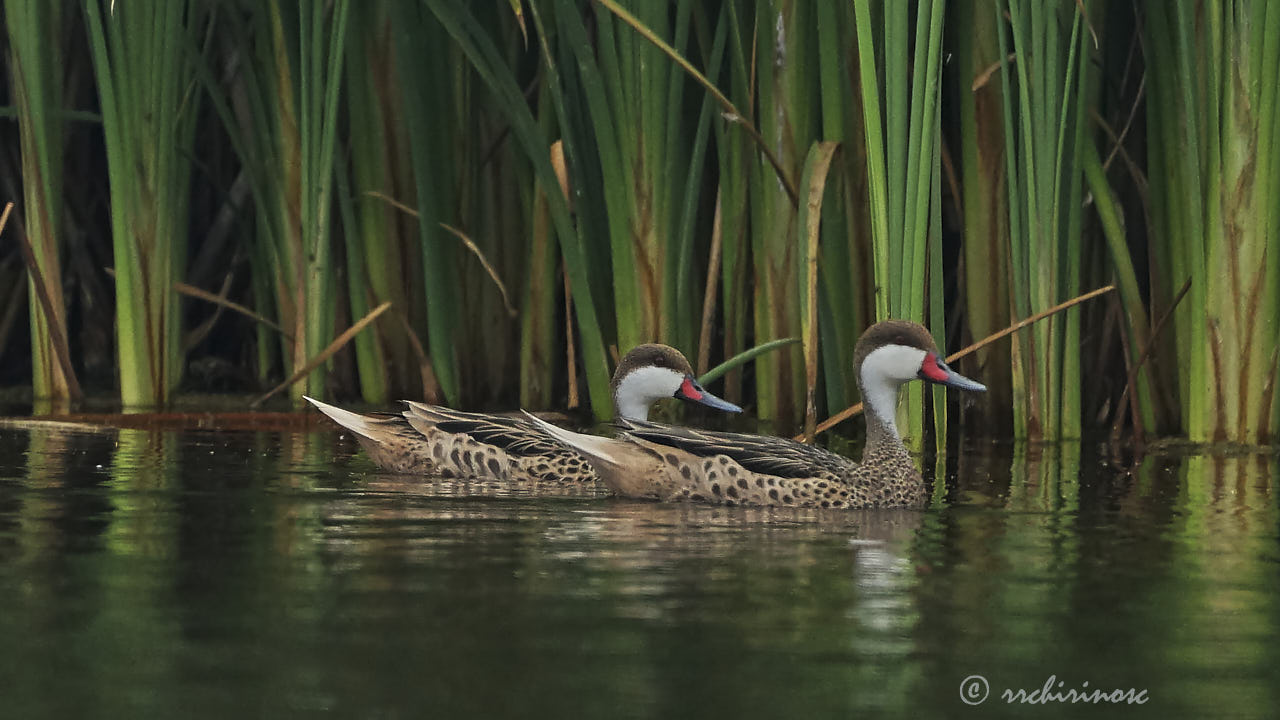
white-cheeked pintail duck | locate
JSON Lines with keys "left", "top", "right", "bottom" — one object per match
{"left": 306, "top": 344, "right": 740, "bottom": 482}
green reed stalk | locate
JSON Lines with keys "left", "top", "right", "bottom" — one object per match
{"left": 210, "top": 6, "right": 283, "bottom": 389}
{"left": 460, "top": 13, "right": 535, "bottom": 405}
{"left": 296, "top": 1, "right": 350, "bottom": 401}
{"left": 711, "top": 1, "right": 754, "bottom": 407}
{"left": 532, "top": 0, "right": 714, "bottom": 360}
{"left": 201, "top": 1, "right": 349, "bottom": 403}
{"left": 6, "top": 0, "right": 72, "bottom": 401}
{"left": 338, "top": 1, "right": 416, "bottom": 404}
{"left": 1145, "top": 0, "right": 1280, "bottom": 443}
{"left": 519, "top": 120, "right": 559, "bottom": 410}
{"left": 928, "top": 131, "right": 947, "bottom": 451}
{"left": 814, "top": 2, "right": 873, "bottom": 419}
{"left": 853, "top": 0, "right": 946, "bottom": 445}
{"left": 1081, "top": 141, "right": 1157, "bottom": 433}
{"left": 390, "top": 1, "right": 467, "bottom": 405}
{"left": 83, "top": 0, "right": 205, "bottom": 407}
{"left": 746, "top": 0, "right": 815, "bottom": 428}
{"left": 334, "top": 162, "right": 386, "bottom": 402}
{"left": 953, "top": 0, "right": 1013, "bottom": 431}
{"left": 667, "top": 8, "right": 724, "bottom": 357}
{"left": 994, "top": 0, "right": 1089, "bottom": 440}
{"left": 426, "top": 0, "right": 613, "bottom": 418}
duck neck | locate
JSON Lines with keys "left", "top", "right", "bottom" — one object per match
{"left": 614, "top": 392, "right": 650, "bottom": 422}
{"left": 858, "top": 376, "right": 910, "bottom": 463}
{"left": 609, "top": 381, "right": 650, "bottom": 420}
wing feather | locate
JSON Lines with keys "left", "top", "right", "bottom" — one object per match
{"left": 615, "top": 419, "right": 856, "bottom": 479}
{"left": 404, "top": 403, "right": 564, "bottom": 457}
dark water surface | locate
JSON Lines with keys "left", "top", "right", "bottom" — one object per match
{"left": 1, "top": 424, "right": 1276, "bottom": 718}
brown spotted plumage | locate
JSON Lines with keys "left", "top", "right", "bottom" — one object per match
{"left": 306, "top": 344, "right": 739, "bottom": 483}
{"left": 526, "top": 320, "right": 986, "bottom": 509}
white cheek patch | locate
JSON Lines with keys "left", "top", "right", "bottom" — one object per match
{"left": 861, "top": 344, "right": 928, "bottom": 383}
{"left": 614, "top": 366, "right": 684, "bottom": 421}
{"left": 859, "top": 344, "right": 927, "bottom": 438}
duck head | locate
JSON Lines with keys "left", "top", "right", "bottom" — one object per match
{"left": 611, "top": 344, "right": 743, "bottom": 421}
{"left": 853, "top": 320, "right": 986, "bottom": 439}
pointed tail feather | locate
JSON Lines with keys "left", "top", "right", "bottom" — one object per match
{"left": 304, "top": 396, "right": 383, "bottom": 441}
{"left": 520, "top": 410, "right": 623, "bottom": 467}
{"left": 403, "top": 400, "right": 451, "bottom": 424}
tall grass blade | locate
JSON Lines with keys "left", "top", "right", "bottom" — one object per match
{"left": 698, "top": 337, "right": 800, "bottom": 387}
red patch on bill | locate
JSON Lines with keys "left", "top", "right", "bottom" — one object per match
{"left": 680, "top": 377, "right": 704, "bottom": 400}
{"left": 920, "top": 353, "right": 950, "bottom": 382}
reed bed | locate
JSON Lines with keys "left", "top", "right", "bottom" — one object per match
{"left": 83, "top": 0, "right": 205, "bottom": 407}
{"left": 1, "top": 0, "right": 1278, "bottom": 445}
{"left": 1144, "top": 0, "right": 1280, "bottom": 443}
{"left": 994, "top": 0, "right": 1091, "bottom": 440}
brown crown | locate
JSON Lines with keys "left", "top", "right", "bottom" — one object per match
{"left": 852, "top": 319, "right": 939, "bottom": 373}
{"left": 611, "top": 343, "right": 695, "bottom": 389}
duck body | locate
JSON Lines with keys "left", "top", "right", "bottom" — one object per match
{"left": 307, "top": 343, "right": 739, "bottom": 483}
{"left": 307, "top": 400, "right": 599, "bottom": 481}
{"left": 526, "top": 320, "right": 984, "bottom": 509}
{"left": 598, "top": 419, "right": 925, "bottom": 509}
